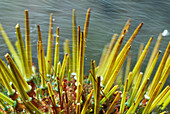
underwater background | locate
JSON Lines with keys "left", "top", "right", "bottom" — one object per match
{"left": 0, "top": 0, "right": 170, "bottom": 109}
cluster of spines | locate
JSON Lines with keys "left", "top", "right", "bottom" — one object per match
{"left": 0, "top": 8, "right": 169, "bottom": 114}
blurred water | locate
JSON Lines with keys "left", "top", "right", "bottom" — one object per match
{"left": 0, "top": 0, "right": 170, "bottom": 108}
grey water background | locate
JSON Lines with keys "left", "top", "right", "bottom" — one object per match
{"left": 0, "top": 0, "right": 170, "bottom": 110}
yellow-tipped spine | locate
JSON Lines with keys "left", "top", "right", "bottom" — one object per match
{"left": 37, "top": 24, "right": 42, "bottom": 42}
{"left": 5, "top": 53, "right": 30, "bottom": 101}
{"left": 83, "top": 8, "right": 91, "bottom": 40}
{"left": 90, "top": 60, "right": 96, "bottom": 100}
{"left": 72, "top": 9, "right": 77, "bottom": 73}
{"left": 46, "top": 13, "right": 54, "bottom": 76}
{"left": 54, "top": 27, "right": 60, "bottom": 74}
{"left": 119, "top": 79, "right": 128, "bottom": 114}
{"left": 16, "top": 24, "right": 31, "bottom": 80}
{"left": 37, "top": 41, "right": 47, "bottom": 88}
{"left": 77, "top": 32, "right": 84, "bottom": 91}
{"left": 5, "top": 53, "right": 30, "bottom": 92}
{"left": 25, "top": 10, "right": 32, "bottom": 75}
{"left": 94, "top": 76, "right": 100, "bottom": 114}
{"left": 76, "top": 26, "right": 80, "bottom": 79}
